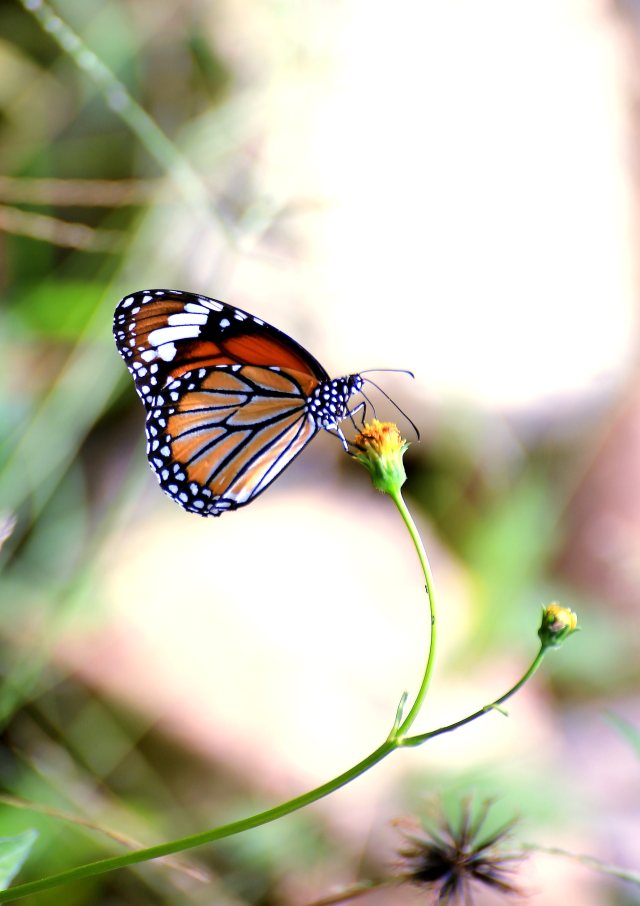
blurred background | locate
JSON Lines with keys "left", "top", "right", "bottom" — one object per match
{"left": 1, "top": 0, "right": 640, "bottom": 903}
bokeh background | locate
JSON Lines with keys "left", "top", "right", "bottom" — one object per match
{"left": 1, "top": 0, "right": 640, "bottom": 903}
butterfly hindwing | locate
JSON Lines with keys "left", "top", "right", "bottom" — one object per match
{"left": 145, "top": 365, "right": 318, "bottom": 515}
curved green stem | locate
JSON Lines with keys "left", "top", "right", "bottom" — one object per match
{"left": 401, "top": 645, "right": 547, "bottom": 747}
{"left": 388, "top": 489, "right": 438, "bottom": 738}
{"left": 0, "top": 488, "right": 545, "bottom": 902}
{"left": 0, "top": 741, "right": 396, "bottom": 903}
{"left": 0, "top": 489, "right": 435, "bottom": 902}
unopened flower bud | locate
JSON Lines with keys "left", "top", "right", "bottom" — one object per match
{"left": 538, "top": 603, "right": 578, "bottom": 649}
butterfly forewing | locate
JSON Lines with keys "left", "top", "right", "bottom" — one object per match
{"left": 113, "top": 289, "right": 328, "bottom": 408}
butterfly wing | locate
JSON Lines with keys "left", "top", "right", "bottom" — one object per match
{"left": 114, "top": 289, "right": 330, "bottom": 515}
{"left": 113, "top": 288, "right": 329, "bottom": 408}
{"left": 146, "top": 365, "right": 319, "bottom": 515}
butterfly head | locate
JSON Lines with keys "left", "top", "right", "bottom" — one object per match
{"left": 307, "top": 373, "right": 363, "bottom": 431}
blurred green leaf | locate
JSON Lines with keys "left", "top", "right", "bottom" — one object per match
{"left": 462, "top": 472, "right": 558, "bottom": 648}
{"left": 7, "top": 280, "right": 104, "bottom": 340}
{"left": 0, "top": 829, "right": 38, "bottom": 890}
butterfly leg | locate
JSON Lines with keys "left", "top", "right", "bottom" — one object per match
{"left": 323, "top": 425, "right": 350, "bottom": 451}
{"left": 347, "top": 400, "right": 366, "bottom": 433}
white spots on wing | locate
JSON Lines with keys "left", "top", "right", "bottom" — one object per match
{"left": 148, "top": 325, "right": 200, "bottom": 347}
{"left": 234, "top": 311, "right": 247, "bottom": 321}
{"left": 167, "top": 312, "right": 208, "bottom": 327}
{"left": 160, "top": 445, "right": 171, "bottom": 456}
{"left": 253, "top": 317, "right": 264, "bottom": 325}
{"left": 141, "top": 349, "right": 157, "bottom": 362}
{"left": 121, "top": 296, "right": 134, "bottom": 308}
{"left": 200, "top": 298, "right": 224, "bottom": 312}
{"left": 219, "top": 318, "right": 230, "bottom": 328}
{"left": 184, "top": 302, "right": 210, "bottom": 315}
{"left": 158, "top": 342, "right": 177, "bottom": 362}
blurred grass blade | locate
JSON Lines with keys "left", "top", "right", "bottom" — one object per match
{"left": 0, "top": 831, "right": 38, "bottom": 891}
{"left": 606, "top": 712, "right": 640, "bottom": 759}
{"left": 0, "top": 798, "right": 208, "bottom": 884}
{"left": 0, "top": 205, "right": 122, "bottom": 252}
{"left": 18, "top": 0, "right": 229, "bottom": 235}
{"left": 0, "top": 294, "right": 121, "bottom": 520}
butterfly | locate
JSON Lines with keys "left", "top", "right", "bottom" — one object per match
{"left": 113, "top": 289, "right": 367, "bottom": 516}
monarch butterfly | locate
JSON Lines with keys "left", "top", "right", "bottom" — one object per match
{"left": 114, "top": 288, "right": 371, "bottom": 516}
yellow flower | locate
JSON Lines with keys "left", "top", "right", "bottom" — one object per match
{"left": 538, "top": 602, "right": 578, "bottom": 649}
{"left": 352, "top": 420, "right": 409, "bottom": 495}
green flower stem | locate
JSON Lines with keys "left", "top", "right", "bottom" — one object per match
{"left": 401, "top": 645, "right": 547, "bottom": 747}
{"left": 388, "top": 488, "right": 438, "bottom": 738}
{"left": 0, "top": 488, "right": 542, "bottom": 901}
{"left": 0, "top": 741, "right": 397, "bottom": 903}
{"left": 0, "top": 489, "right": 435, "bottom": 902}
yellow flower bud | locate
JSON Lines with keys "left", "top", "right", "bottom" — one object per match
{"left": 538, "top": 602, "right": 578, "bottom": 649}
{"left": 353, "top": 420, "right": 409, "bottom": 494}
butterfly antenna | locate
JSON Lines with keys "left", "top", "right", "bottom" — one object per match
{"left": 359, "top": 368, "right": 415, "bottom": 379}
{"left": 362, "top": 377, "right": 420, "bottom": 440}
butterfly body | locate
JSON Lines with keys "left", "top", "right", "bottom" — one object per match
{"left": 114, "top": 289, "right": 363, "bottom": 516}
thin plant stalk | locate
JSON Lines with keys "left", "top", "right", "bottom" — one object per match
{"left": 0, "top": 485, "right": 550, "bottom": 902}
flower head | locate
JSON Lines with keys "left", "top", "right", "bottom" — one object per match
{"left": 538, "top": 603, "right": 578, "bottom": 650}
{"left": 352, "top": 420, "right": 409, "bottom": 495}
{"left": 395, "top": 799, "right": 523, "bottom": 904}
